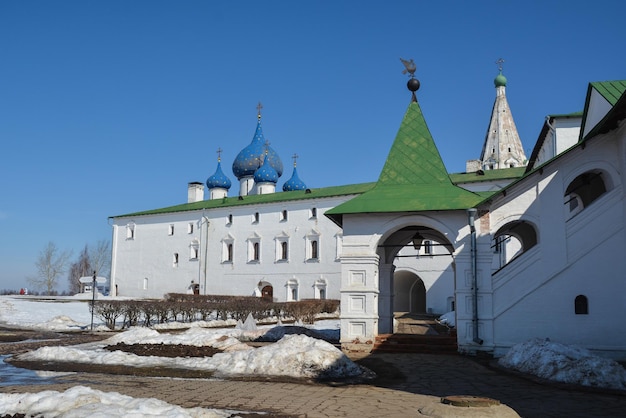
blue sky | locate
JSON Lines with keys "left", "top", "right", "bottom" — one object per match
{"left": 1, "top": 1, "right": 624, "bottom": 291}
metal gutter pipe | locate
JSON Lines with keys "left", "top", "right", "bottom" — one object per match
{"left": 467, "top": 208, "right": 483, "bottom": 345}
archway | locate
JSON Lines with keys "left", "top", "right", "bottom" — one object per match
{"left": 256, "top": 280, "right": 274, "bottom": 301}
{"left": 393, "top": 270, "right": 425, "bottom": 313}
{"left": 261, "top": 285, "right": 273, "bottom": 300}
{"left": 377, "top": 225, "right": 455, "bottom": 334}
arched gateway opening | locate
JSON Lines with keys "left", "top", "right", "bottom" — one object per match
{"left": 377, "top": 226, "right": 456, "bottom": 334}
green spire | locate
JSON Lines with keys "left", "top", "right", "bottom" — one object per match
{"left": 377, "top": 101, "right": 450, "bottom": 185}
{"left": 326, "top": 101, "right": 483, "bottom": 225}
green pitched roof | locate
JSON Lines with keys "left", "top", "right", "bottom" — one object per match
{"left": 584, "top": 87, "right": 626, "bottom": 140}
{"left": 449, "top": 167, "right": 526, "bottom": 184}
{"left": 112, "top": 182, "right": 375, "bottom": 218}
{"left": 589, "top": 80, "right": 626, "bottom": 106}
{"left": 326, "top": 101, "right": 484, "bottom": 225}
{"left": 580, "top": 80, "right": 626, "bottom": 142}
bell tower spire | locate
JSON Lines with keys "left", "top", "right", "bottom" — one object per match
{"left": 468, "top": 59, "right": 527, "bottom": 172}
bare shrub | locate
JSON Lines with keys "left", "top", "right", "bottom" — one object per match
{"left": 93, "top": 300, "right": 125, "bottom": 330}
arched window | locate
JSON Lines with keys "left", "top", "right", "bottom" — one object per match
{"left": 247, "top": 233, "right": 261, "bottom": 263}
{"left": 126, "top": 223, "right": 135, "bottom": 240}
{"left": 492, "top": 220, "right": 538, "bottom": 272}
{"left": 222, "top": 234, "right": 235, "bottom": 263}
{"left": 565, "top": 171, "right": 607, "bottom": 216}
{"left": 311, "top": 240, "right": 318, "bottom": 259}
{"left": 286, "top": 279, "right": 299, "bottom": 301}
{"left": 253, "top": 242, "right": 260, "bottom": 261}
{"left": 314, "top": 278, "right": 328, "bottom": 300}
{"left": 305, "top": 229, "right": 320, "bottom": 261}
{"left": 575, "top": 295, "right": 589, "bottom": 315}
{"left": 281, "top": 241, "right": 288, "bottom": 260}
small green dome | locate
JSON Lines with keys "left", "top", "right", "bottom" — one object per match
{"left": 494, "top": 72, "right": 507, "bottom": 87}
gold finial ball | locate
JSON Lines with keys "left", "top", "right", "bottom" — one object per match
{"left": 407, "top": 78, "right": 420, "bottom": 92}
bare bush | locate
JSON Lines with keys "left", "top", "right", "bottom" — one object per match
{"left": 93, "top": 300, "right": 125, "bottom": 330}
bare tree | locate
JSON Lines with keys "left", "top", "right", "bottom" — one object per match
{"left": 89, "top": 240, "right": 111, "bottom": 279}
{"left": 68, "top": 245, "right": 92, "bottom": 294}
{"left": 28, "top": 242, "right": 72, "bottom": 295}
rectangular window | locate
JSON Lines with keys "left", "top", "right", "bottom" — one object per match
{"left": 188, "top": 223, "right": 194, "bottom": 234}
{"left": 190, "top": 246, "right": 199, "bottom": 260}
{"left": 287, "top": 279, "right": 299, "bottom": 301}
{"left": 126, "top": 224, "right": 135, "bottom": 240}
{"left": 247, "top": 234, "right": 261, "bottom": 263}
{"left": 306, "top": 231, "right": 320, "bottom": 261}
{"left": 222, "top": 238, "right": 234, "bottom": 263}
{"left": 280, "top": 241, "right": 288, "bottom": 260}
{"left": 423, "top": 240, "right": 432, "bottom": 255}
{"left": 253, "top": 242, "right": 260, "bottom": 261}
{"left": 253, "top": 212, "right": 259, "bottom": 223}
{"left": 310, "top": 239, "right": 319, "bottom": 259}
{"left": 310, "top": 208, "right": 317, "bottom": 219}
{"left": 227, "top": 243, "right": 233, "bottom": 262}
{"left": 173, "top": 253, "right": 179, "bottom": 267}
{"left": 168, "top": 224, "right": 174, "bottom": 236}
{"left": 227, "top": 214, "right": 233, "bottom": 225}
{"left": 280, "top": 210, "right": 288, "bottom": 221}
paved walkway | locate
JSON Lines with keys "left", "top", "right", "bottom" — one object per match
{"left": 2, "top": 352, "right": 625, "bottom": 417}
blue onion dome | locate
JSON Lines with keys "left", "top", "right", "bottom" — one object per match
{"left": 207, "top": 159, "right": 232, "bottom": 190}
{"left": 232, "top": 108, "right": 284, "bottom": 180}
{"left": 253, "top": 152, "right": 279, "bottom": 184}
{"left": 282, "top": 157, "right": 307, "bottom": 191}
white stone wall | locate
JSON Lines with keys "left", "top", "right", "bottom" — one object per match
{"left": 111, "top": 195, "right": 352, "bottom": 301}
{"left": 484, "top": 125, "right": 626, "bottom": 359}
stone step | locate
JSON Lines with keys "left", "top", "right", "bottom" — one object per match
{"left": 372, "top": 333, "right": 458, "bottom": 354}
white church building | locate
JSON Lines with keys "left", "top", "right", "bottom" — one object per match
{"left": 110, "top": 67, "right": 626, "bottom": 359}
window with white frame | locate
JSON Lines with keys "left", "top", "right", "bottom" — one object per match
{"left": 143, "top": 277, "right": 148, "bottom": 290}
{"left": 253, "top": 212, "right": 260, "bottom": 223}
{"left": 227, "top": 214, "right": 233, "bottom": 225}
{"left": 305, "top": 229, "right": 320, "bottom": 261}
{"left": 309, "top": 207, "right": 317, "bottom": 219}
{"left": 188, "top": 222, "right": 194, "bottom": 234}
{"left": 314, "top": 278, "right": 327, "bottom": 300}
{"left": 286, "top": 279, "right": 299, "bottom": 301}
{"left": 168, "top": 224, "right": 174, "bottom": 236}
{"left": 189, "top": 240, "right": 199, "bottom": 260}
{"left": 126, "top": 223, "right": 135, "bottom": 240}
{"left": 173, "top": 253, "right": 179, "bottom": 267}
{"left": 280, "top": 209, "right": 288, "bottom": 221}
{"left": 247, "top": 233, "right": 261, "bottom": 263}
{"left": 275, "top": 232, "right": 289, "bottom": 262}
{"left": 221, "top": 234, "right": 234, "bottom": 263}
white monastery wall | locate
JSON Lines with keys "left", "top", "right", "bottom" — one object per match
{"left": 111, "top": 195, "right": 353, "bottom": 301}
{"left": 485, "top": 128, "right": 626, "bottom": 358}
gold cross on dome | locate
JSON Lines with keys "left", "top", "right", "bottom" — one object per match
{"left": 292, "top": 153, "right": 299, "bottom": 167}
{"left": 216, "top": 147, "right": 223, "bottom": 162}
{"left": 256, "top": 102, "right": 263, "bottom": 119}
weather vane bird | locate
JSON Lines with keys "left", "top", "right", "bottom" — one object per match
{"left": 400, "top": 58, "right": 416, "bottom": 78}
